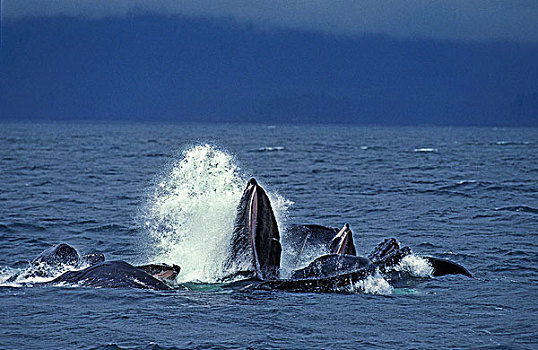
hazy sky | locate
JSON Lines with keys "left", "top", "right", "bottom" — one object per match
{"left": 2, "top": 2, "right": 538, "bottom": 125}
{"left": 5, "top": 0, "right": 538, "bottom": 43}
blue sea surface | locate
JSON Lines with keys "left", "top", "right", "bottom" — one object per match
{"left": 1, "top": 122, "right": 537, "bottom": 349}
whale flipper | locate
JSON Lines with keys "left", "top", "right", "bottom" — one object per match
{"left": 424, "top": 257, "right": 472, "bottom": 277}
{"left": 368, "top": 238, "right": 412, "bottom": 270}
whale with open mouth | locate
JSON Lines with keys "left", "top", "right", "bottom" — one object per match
{"left": 223, "top": 178, "right": 282, "bottom": 281}
{"left": 225, "top": 178, "right": 472, "bottom": 292}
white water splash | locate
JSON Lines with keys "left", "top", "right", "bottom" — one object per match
{"left": 145, "top": 145, "right": 244, "bottom": 282}
{"left": 345, "top": 254, "right": 433, "bottom": 294}
{"left": 0, "top": 267, "right": 18, "bottom": 287}
{"left": 145, "top": 144, "right": 290, "bottom": 283}
{"left": 0, "top": 261, "right": 81, "bottom": 287}
{"left": 396, "top": 254, "right": 434, "bottom": 277}
{"left": 414, "top": 148, "right": 438, "bottom": 153}
{"left": 267, "top": 192, "right": 293, "bottom": 241}
{"left": 349, "top": 272, "right": 394, "bottom": 295}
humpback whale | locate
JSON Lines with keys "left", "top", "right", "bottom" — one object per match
{"left": 225, "top": 178, "right": 472, "bottom": 292}
{"left": 224, "top": 178, "right": 281, "bottom": 281}
{"left": 288, "top": 228, "right": 471, "bottom": 282}
{"left": 32, "top": 243, "right": 106, "bottom": 271}
{"left": 45, "top": 260, "right": 174, "bottom": 290}
{"left": 329, "top": 224, "right": 357, "bottom": 256}
{"left": 6, "top": 243, "right": 180, "bottom": 290}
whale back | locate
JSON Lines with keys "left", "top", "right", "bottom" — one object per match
{"left": 291, "top": 254, "right": 371, "bottom": 279}
{"left": 48, "top": 260, "right": 172, "bottom": 290}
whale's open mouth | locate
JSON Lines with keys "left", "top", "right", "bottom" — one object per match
{"left": 225, "top": 178, "right": 281, "bottom": 281}
{"left": 245, "top": 178, "right": 281, "bottom": 280}
{"left": 248, "top": 181, "right": 261, "bottom": 274}
{"left": 329, "top": 224, "right": 357, "bottom": 256}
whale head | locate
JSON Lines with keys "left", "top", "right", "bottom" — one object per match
{"left": 224, "top": 178, "right": 281, "bottom": 280}
{"left": 329, "top": 224, "right": 357, "bottom": 256}
{"left": 32, "top": 243, "right": 80, "bottom": 267}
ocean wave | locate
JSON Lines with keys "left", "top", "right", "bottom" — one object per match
{"left": 0, "top": 223, "right": 13, "bottom": 233}
{"left": 414, "top": 148, "right": 438, "bottom": 153}
{"left": 88, "top": 343, "right": 183, "bottom": 350}
{"left": 250, "top": 146, "right": 285, "bottom": 152}
{"left": 471, "top": 213, "right": 502, "bottom": 219}
{"left": 493, "top": 141, "right": 532, "bottom": 146}
{"left": 437, "top": 180, "right": 479, "bottom": 191}
{"left": 485, "top": 183, "right": 537, "bottom": 193}
{"left": 142, "top": 153, "right": 172, "bottom": 158}
{"left": 421, "top": 189, "right": 472, "bottom": 198}
{"left": 1, "top": 222, "right": 46, "bottom": 233}
{"left": 84, "top": 224, "right": 131, "bottom": 232}
{"left": 48, "top": 198, "right": 86, "bottom": 205}
{"left": 493, "top": 206, "right": 538, "bottom": 214}
{"left": 416, "top": 242, "right": 441, "bottom": 249}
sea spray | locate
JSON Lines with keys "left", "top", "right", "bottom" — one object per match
{"left": 145, "top": 145, "right": 244, "bottom": 282}
{"left": 145, "top": 144, "right": 291, "bottom": 282}
{"left": 349, "top": 272, "right": 394, "bottom": 295}
{"left": 396, "top": 254, "right": 434, "bottom": 277}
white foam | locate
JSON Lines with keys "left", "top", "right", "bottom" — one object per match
{"left": 0, "top": 261, "right": 82, "bottom": 287}
{"left": 256, "top": 146, "right": 285, "bottom": 152}
{"left": 0, "top": 267, "right": 19, "bottom": 287}
{"left": 145, "top": 144, "right": 245, "bottom": 282}
{"left": 457, "top": 180, "right": 477, "bottom": 185}
{"left": 396, "top": 254, "right": 433, "bottom": 277}
{"left": 267, "top": 192, "right": 293, "bottom": 240}
{"left": 280, "top": 243, "right": 325, "bottom": 278}
{"left": 348, "top": 272, "right": 394, "bottom": 295}
{"left": 414, "top": 148, "right": 438, "bottom": 153}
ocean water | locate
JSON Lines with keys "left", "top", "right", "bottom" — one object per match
{"left": 0, "top": 122, "right": 537, "bottom": 349}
